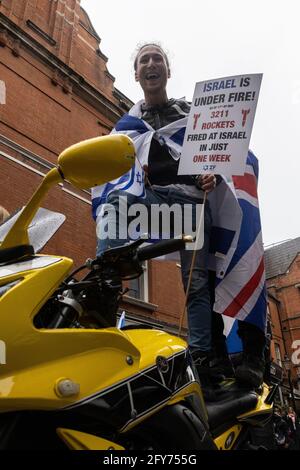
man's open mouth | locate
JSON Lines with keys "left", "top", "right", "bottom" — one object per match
{"left": 146, "top": 73, "right": 159, "bottom": 80}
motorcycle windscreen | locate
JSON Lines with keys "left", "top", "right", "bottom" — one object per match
{"left": 0, "top": 207, "right": 65, "bottom": 253}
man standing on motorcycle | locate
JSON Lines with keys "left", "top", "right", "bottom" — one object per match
{"left": 93, "top": 43, "right": 266, "bottom": 390}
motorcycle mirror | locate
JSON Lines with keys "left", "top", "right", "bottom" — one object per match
{"left": 0, "top": 134, "right": 135, "bottom": 250}
{"left": 58, "top": 134, "right": 135, "bottom": 190}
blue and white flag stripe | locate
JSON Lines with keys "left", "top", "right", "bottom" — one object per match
{"left": 91, "top": 100, "right": 188, "bottom": 220}
{"left": 92, "top": 162, "right": 145, "bottom": 220}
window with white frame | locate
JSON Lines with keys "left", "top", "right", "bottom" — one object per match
{"left": 274, "top": 343, "right": 282, "bottom": 367}
{"left": 127, "top": 261, "right": 149, "bottom": 302}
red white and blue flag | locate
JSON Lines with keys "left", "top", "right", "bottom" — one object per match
{"left": 213, "top": 150, "right": 267, "bottom": 350}
{"left": 91, "top": 102, "right": 266, "bottom": 339}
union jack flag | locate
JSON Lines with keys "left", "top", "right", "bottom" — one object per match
{"left": 213, "top": 150, "right": 267, "bottom": 349}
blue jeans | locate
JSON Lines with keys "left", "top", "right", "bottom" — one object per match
{"left": 96, "top": 187, "right": 212, "bottom": 352}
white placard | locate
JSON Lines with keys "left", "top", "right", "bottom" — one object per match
{"left": 178, "top": 73, "right": 262, "bottom": 176}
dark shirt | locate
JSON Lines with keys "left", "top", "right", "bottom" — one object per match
{"left": 140, "top": 98, "right": 195, "bottom": 186}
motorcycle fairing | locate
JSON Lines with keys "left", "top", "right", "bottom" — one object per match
{"left": 237, "top": 384, "right": 273, "bottom": 425}
{"left": 0, "top": 256, "right": 62, "bottom": 279}
{"left": 214, "top": 423, "right": 242, "bottom": 450}
{"left": 61, "top": 349, "right": 198, "bottom": 431}
{"left": 56, "top": 428, "right": 125, "bottom": 450}
{"left": 0, "top": 255, "right": 198, "bottom": 419}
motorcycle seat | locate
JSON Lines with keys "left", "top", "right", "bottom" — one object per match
{"left": 205, "top": 383, "right": 258, "bottom": 432}
{"left": 0, "top": 244, "right": 34, "bottom": 264}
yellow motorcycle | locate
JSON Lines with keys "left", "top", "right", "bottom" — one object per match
{"left": 0, "top": 135, "right": 276, "bottom": 450}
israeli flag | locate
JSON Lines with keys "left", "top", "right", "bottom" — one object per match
{"left": 117, "top": 310, "right": 126, "bottom": 329}
{"left": 91, "top": 100, "right": 188, "bottom": 225}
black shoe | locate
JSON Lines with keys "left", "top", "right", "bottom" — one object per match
{"left": 191, "top": 350, "right": 217, "bottom": 374}
{"left": 190, "top": 351, "right": 215, "bottom": 400}
{"left": 192, "top": 350, "right": 233, "bottom": 382}
{"left": 213, "top": 356, "right": 235, "bottom": 380}
{"left": 191, "top": 350, "right": 229, "bottom": 400}
{"left": 235, "top": 354, "right": 265, "bottom": 388}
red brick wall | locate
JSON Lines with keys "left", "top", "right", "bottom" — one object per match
{"left": 268, "top": 296, "right": 285, "bottom": 365}
{"left": 0, "top": 0, "right": 117, "bottom": 98}
{"left": 0, "top": 0, "right": 188, "bottom": 333}
{"left": 0, "top": 48, "right": 71, "bottom": 159}
{"left": 0, "top": 30, "right": 114, "bottom": 160}
{"left": 267, "top": 254, "right": 300, "bottom": 383}
{"left": 1, "top": 155, "right": 96, "bottom": 268}
{"left": 149, "top": 260, "right": 187, "bottom": 327}
{"left": 0, "top": 0, "right": 125, "bottom": 269}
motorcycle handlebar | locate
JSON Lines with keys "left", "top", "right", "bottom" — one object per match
{"left": 137, "top": 236, "right": 194, "bottom": 261}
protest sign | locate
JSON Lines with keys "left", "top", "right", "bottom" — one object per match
{"left": 178, "top": 73, "right": 262, "bottom": 176}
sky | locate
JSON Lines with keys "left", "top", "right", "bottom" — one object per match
{"left": 81, "top": 0, "right": 300, "bottom": 247}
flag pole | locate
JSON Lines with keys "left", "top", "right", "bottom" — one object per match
{"left": 178, "top": 190, "right": 207, "bottom": 337}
